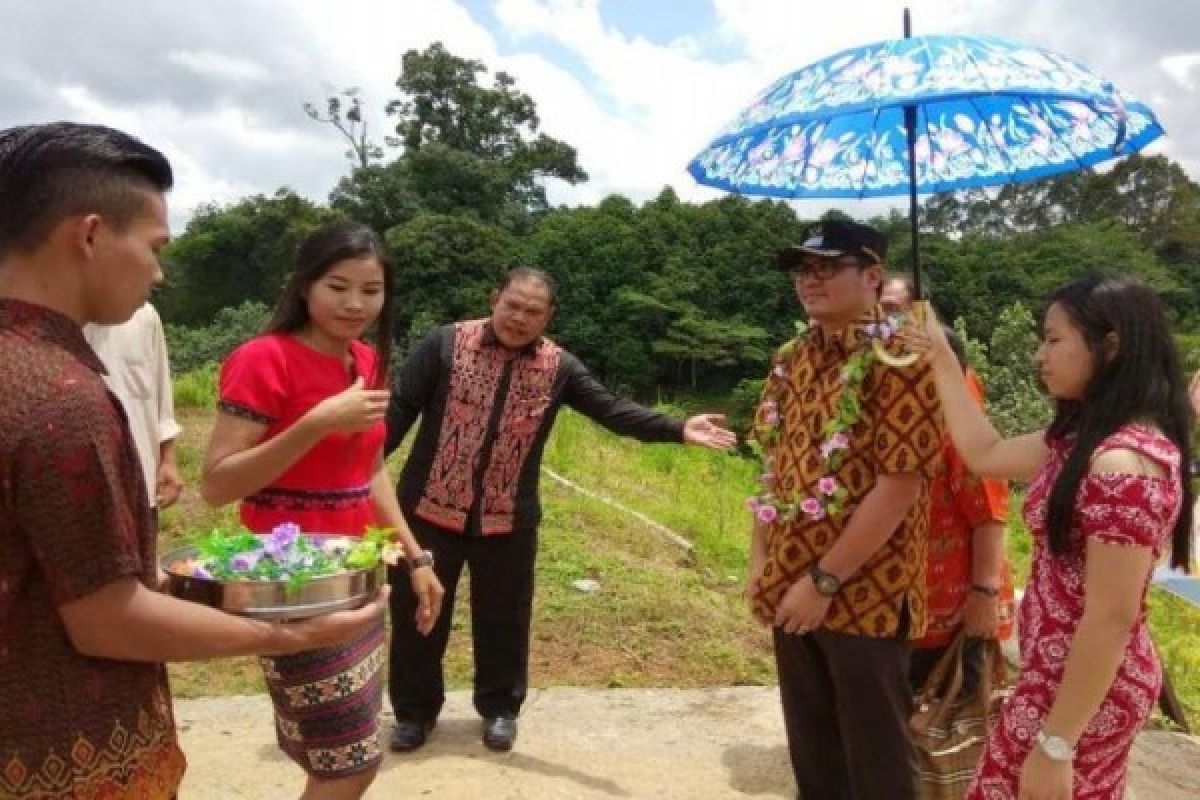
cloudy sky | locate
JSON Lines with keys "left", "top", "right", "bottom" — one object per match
{"left": 5, "top": 0, "right": 1198, "bottom": 228}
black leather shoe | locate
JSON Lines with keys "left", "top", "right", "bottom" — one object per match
{"left": 482, "top": 716, "right": 517, "bottom": 752}
{"left": 389, "top": 719, "right": 434, "bottom": 752}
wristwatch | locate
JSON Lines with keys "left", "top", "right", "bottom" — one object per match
{"left": 1036, "top": 730, "right": 1075, "bottom": 762}
{"left": 408, "top": 549, "right": 435, "bottom": 570}
{"left": 808, "top": 563, "right": 842, "bottom": 597}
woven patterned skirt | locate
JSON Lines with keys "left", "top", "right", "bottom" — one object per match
{"left": 260, "top": 622, "right": 386, "bottom": 779}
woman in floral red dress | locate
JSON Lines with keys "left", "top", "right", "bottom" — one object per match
{"left": 202, "top": 222, "right": 444, "bottom": 800}
{"left": 905, "top": 275, "right": 1193, "bottom": 800}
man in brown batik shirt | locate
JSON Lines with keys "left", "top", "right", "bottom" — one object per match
{"left": 747, "top": 219, "right": 942, "bottom": 800}
{"left": 0, "top": 122, "right": 387, "bottom": 800}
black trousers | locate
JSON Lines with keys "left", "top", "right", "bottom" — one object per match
{"left": 388, "top": 522, "right": 538, "bottom": 722}
{"left": 773, "top": 625, "right": 917, "bottom": 800}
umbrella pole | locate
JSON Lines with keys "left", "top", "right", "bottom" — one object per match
{"left": 903, "top": 7, "right": 922, "bottom": 300}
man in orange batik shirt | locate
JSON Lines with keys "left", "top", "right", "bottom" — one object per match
{"left": 747, "top": 221, "right": 943, "bottom": 800}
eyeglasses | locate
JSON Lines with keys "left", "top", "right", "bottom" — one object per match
{"left": 787, "top": 256, "right": 867, "bottom": 281}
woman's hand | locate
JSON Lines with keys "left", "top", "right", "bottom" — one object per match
{"left": 895, "top": 303, "right": 957, "bottom": 372}
{"left": 1017, "top": 743, "right": 1073, "bottom": 800}
{"left": 306, "top": 376, "right": 390, "bottom": 434}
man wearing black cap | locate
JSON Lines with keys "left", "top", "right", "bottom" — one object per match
{"left": 746, "top": 218, "right": 942, "bottom": 799}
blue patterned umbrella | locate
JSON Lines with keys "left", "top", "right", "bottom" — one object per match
{"left": 687, "top": 13, "right": 1164, "bottom": 294}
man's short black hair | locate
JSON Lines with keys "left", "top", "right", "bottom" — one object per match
{"left": 500, "top": 266, "right": 557, "bottom": 305}
{"left": 0, "top": 122, "right": 173, "bottom": 260}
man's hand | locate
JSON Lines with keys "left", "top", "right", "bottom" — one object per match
{"left": 156, "top": 459, "right": 184, "bottom": 508}
{"left": 683, "top": 413, "right": 737, "bottom": 450}
{"left": 410, "top": 567, "right": 445, "bottom": 636}
{"left": 773, "top": 574, "right": 832, "bottom": 635}
{"left": 279, "top": 586, "right": 391, "bottom": 653}
{"left": 962, "top": 589, "right": 1000, "bottom": 638}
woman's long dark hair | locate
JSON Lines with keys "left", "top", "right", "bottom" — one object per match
{"left": 265, "top": 221, "right": 394, "bottom": 389}
{"left": 1044, "top": 275, "right": 1193, "bottom": 570}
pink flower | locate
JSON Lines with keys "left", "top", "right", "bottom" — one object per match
{"left": 773, "top": 364, "right": 788, "bottom": 379}
{"left": 756, "top": 505, "right": 779, "bottom": 524}
{"left": 800, "top": 497, "right": 822, "bottom": 517}
{"left": 829, "top": 432, "right": 849, "bottom": 450}
{"left": 817, "top": 477, "right": 838, "bottom": 496}
{"left": 761, "top": 402, "right": 780, "bottom": 426}
{"left": 745, "top": 496, "right": 761, "bottom": 513}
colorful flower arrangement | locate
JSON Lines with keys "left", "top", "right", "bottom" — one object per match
{"left": 747, "top": 316, "right": 901, "bottom": 524}
{"left": 169, "top": 522, "right": 398, "bottom": 591}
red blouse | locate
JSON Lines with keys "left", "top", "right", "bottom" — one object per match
{"left": 218, "top": 333, "right": 384, "bottom": 536}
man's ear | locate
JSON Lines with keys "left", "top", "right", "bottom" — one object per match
{"left": 74, "top": 214, "right": 103, "bottom": 257}
{"left": 864, "top": 262, "right": 884, "bottom": 296}
{"left": 489, "top": 288, "right": 501, "bottom": 310}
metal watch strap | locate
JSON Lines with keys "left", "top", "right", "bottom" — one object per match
{"left": 409, "top": 550, "right": 434, "bottom": 570}
{"left": 1036, "top": 731, "right": 1074, "bottom": 761}
{"left": 808, "top": 563, "right": 841, "bottom": 596}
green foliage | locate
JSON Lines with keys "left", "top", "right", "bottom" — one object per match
{"left": 159, "top": 192, "right": 339, "bottom": 325}
{"left": 165, "top": 301, "right": 271, "bottom": 374}
{"left": 953, "top": 303, "right": 1053, "bottom": 437}
{"left": 386, "top": 42, "right": 587, "bottom": 222}
{"left": 158, "top": 42, "right": 1200, "bottom": 410}
{"left": 173, "top": 363, "right": 219, "bottom": 409}
{"left": 728, "top": 377, "right": 766, "bottom": 437}
{"left": 386, "top": 212, "right": 520, "bottom": 336}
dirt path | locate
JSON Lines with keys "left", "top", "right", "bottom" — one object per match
{"left": 174, "top": 688, "right": 1199, "bottom": 799}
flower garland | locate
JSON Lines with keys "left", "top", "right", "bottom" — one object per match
{"left": 747, "top": 315, "right": 900, "bottom": 524}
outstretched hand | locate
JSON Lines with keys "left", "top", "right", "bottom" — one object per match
{"left": 683, "top": 413, "right": 738, "bottom": 450}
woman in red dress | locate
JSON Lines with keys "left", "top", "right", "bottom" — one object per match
{"left": 906, "top": 275, "right": 1192, "bottom": 800}
{"left": 202, "top": 222, "right": 444, "bottom": 800}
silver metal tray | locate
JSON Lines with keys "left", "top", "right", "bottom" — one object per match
{"left": 161, "top": 534, "right": 387, "bottom": 620}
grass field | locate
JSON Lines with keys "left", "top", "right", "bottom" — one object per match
{"left": 162, "top": 402, "right": 1199, "bottom": 730}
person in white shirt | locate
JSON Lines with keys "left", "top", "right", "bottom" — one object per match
{"left": 84, "top": 302, "right": 183, "bottom": 513}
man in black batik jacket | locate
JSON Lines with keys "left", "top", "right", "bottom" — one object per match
{"left": 385, "top": 266, "right": 736, "bottom": 753}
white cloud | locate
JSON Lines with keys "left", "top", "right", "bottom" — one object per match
{"left": 167, "top": 50, "right": 271, "bottom": 84}
{"left": 3, "top": 0, "right": 1196, "bottom": 230}
{"left": 1161, "top": 53, "right": 1200, "bottom": 91}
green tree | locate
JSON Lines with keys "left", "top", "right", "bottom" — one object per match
{"left": 959, "top": 303, "right": 1052, "bottom": 438}
{"left": 165, "top": 301, "right": 271, "bottom": 373}
{"left": 386, "top": 212, "right": 520, "bottom": 337}
{"left": 329, "top": 161, "right": 422, "bottom": 236}
{"left": 159, "top": 190, "right": 338, "bottom": 325}
{"left": 386, "top": 42, "right": 588, "bottom": 222}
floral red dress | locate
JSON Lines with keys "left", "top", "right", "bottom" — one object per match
{"left": 967, "top": 424, "right": 1181, "bottom": 799}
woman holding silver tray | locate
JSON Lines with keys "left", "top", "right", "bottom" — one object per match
{"left": 200, "top": 221, "right": 444, "bottom": 800}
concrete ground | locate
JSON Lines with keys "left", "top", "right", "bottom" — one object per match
{"left": 174, "top": 687, "right": 1200, "bottom": 799}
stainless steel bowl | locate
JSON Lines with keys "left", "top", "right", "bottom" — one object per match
{"left": 161, "top": 534, "right": 387, "bottom": 620}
